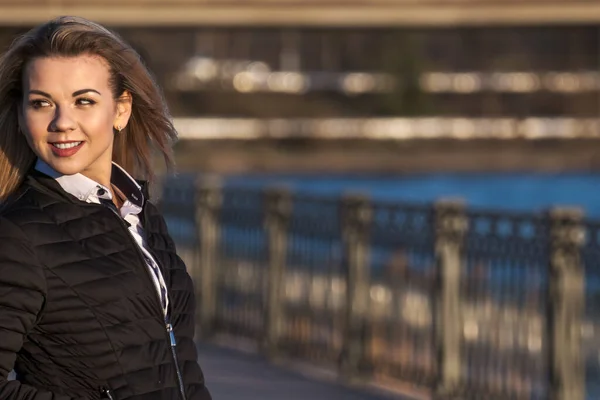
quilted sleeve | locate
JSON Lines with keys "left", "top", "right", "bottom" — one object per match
{"left": 0, "top": 217, "right": 84, "bottom": 400}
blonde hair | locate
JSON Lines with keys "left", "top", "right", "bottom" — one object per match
{"left": 0, "top": 16, "right": 176, "bottom": 199}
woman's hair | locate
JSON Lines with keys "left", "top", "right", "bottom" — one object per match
{"left": 0, "top": 16, "right": 176, "bottom": 199}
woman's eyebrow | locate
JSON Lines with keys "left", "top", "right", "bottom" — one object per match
{"left": 72, "top": 89, "right": 101, "bottom": 96}
{"left": 27, "top": 88, "right": 102, "bottom": 98}
{"left": 28, "top": 89, "right": 52, "bottom": 98}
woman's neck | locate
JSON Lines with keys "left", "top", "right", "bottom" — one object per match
{"left": 80, "top": 165, "right": 112, "bottom": 192}
{"left": 111, "top": 184, "right": 125, "bottom": 209}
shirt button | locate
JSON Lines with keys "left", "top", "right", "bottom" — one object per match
{"left": 97, "top": 188, "right": 107, "bottom": 196}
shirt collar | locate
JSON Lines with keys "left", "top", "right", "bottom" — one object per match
{"left": 34, "top": 159, "right": 145, "bottom": 209}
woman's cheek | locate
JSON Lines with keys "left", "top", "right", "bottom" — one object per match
{"left": 24, "top": 113, "right": 48, "bottom": 136}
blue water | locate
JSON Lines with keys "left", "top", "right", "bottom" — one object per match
{"left": 223, "top": 173, "right": 600, "bottom": 217}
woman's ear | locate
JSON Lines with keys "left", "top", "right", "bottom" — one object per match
{"left": 114, "top": 90, "right": 133, "bottom": 131}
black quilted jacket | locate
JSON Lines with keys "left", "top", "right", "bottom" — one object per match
{"left": 0, "top": 170, "right": 211, "bottom": 400}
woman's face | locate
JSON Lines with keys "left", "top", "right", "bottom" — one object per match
{"left": 21, "top": 55, "right": 131, "bottom": 184}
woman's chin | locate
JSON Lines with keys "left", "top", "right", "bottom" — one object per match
{"left": 41, "top": 158, "right": 86, "bottom": 176}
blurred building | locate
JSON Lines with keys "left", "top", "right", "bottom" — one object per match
{"left": 1, "top": 0, "right": 599, "bottom": 120}
{"left": 2, "top": 0, "right": 600, "bottom": 174}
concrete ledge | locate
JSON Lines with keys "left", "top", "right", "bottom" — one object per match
{"left": 172, "top": 138, "right": 600, "bottom": 174}
{"left": 1, "top": 2, "right": 600, "bottom": 26}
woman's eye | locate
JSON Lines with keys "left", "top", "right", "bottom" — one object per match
{"left": 77, "top": 98, "right": 96, "bottom": 106}
{"left": 29, "top": 99, "right": 50, "bottom": 109}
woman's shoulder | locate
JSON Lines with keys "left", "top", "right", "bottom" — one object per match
{"left": 0, "top": 185, "right": 40, "bottom": 243}
{"left": 0, "top": 177, "right": 63, "bottom": 224}
{"left": 143, "top": 199, "right": 168, "bottom": 229}
{"left": 0, "top": 184, "right": 35, "bottom": 216}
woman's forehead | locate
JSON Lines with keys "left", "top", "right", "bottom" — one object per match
{"left": 24, "top": 55, "right": 111, "bottom": 91}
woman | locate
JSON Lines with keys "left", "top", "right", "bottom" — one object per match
{"left": 0, "top": 16, "right": 212, "bottom": 400}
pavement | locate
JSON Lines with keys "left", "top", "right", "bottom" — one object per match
{"left": 197, "top": 342, "right": 416, "bottom": 400}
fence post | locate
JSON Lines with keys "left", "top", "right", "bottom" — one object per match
{"left": 434, "top": 199, "right": 468, "bottom": 397}
{"left": 548, "top": 208, "right": 585, "bottom": 400}
{"left": 263, "top": 187, "right": 293, "bottom": 360}
{"left": 340, "top": 194, "right": 372, "bottom": 382}
{"left": 194, "top": 176, "right": 222, "bottom": 340}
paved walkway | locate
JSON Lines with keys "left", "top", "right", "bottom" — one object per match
{"left": 197, "top": 343, "right": 412, "bottom": 400}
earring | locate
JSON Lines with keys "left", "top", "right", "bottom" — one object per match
{"left": 116, "top": 125, "right": 123, "bottom": 132}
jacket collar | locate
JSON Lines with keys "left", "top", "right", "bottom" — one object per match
{"left": 35, "top": 159, "right": 145, "bottom": 208}
{"left": 26, "top": 160, "right": 150, "bottom": 206}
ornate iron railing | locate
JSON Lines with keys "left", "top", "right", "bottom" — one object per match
{"left": 160, "top": 175, "right": 598, "bottom": 400}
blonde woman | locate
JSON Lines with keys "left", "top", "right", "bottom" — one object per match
{"left": 0, "top": 16, "right": 211, "bottom": 400}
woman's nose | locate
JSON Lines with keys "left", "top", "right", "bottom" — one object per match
{"left": 50, "top": 106, "right": 77, "bottom": 132}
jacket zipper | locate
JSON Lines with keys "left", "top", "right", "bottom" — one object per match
{"left": 102, "top": 204, "right": 188, "bottom": 400}
{"left": 100, "top": 387, "right": 115, "bottom": 400}
{"left": 167, "top": 321, "right": 187, "bottom": 400}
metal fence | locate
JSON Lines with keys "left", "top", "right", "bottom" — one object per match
{"left": 159, "top": 175, "right": 599, "bottom": 400}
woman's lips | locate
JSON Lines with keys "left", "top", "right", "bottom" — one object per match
{"left": 49, "top": 141, "right": 84, "bottom": 157}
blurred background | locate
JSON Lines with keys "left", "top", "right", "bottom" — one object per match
{"left": 2, "top": 1, "right": 600, "bottom": 399}
{"left": 2, "top": 0, "right": 600, "bottom": 212}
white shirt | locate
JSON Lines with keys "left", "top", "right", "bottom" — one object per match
{"left": 35, "top": 159, "right": 170, "bottom": 319}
